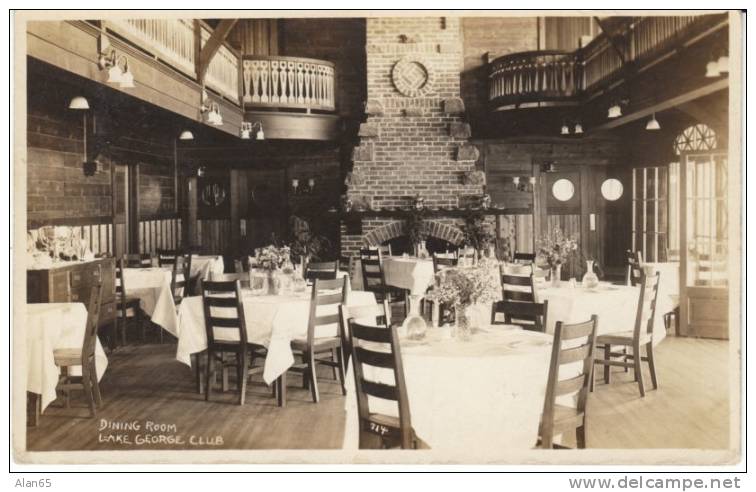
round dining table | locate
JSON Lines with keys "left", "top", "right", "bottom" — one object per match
{"left": 343, "top": 325, "right": 557, "bottom": 455}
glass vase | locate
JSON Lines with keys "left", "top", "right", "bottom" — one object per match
{"left": 268, "top": 270, "right": 282, "bottom": 295}
{"left": 582, "top": 260, "right": 600, "bottom": 289}
{"left": 454, "top": 303, "right": 478, "bottom": 341}
{"left": 550, "top": 265, "right": 562, "bottom": 287}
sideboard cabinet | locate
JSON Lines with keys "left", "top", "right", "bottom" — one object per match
{"left": 27, "top": 257, "right": 117, "bottom": 328}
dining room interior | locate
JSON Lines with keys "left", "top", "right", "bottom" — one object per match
{"left": 18, "top": 12, "right": 738, "bottom": 460}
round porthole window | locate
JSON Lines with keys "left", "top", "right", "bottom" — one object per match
{"left": 600, "top": 178, "right": 624, "bottom": 201}
{"left": 551, "top": 179, "right": 575, "bottom": 201}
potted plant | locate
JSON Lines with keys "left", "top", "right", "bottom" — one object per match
{"left": 460, "top": 212, "right": 495, "bottom": 258}
{"left": 405, "top": 208, "right": 428, "bottom": 257}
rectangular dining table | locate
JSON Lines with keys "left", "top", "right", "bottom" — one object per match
{"left": 26, "top": 303, "right": 108, "bottom": 423}
{"left": 175, "top": 288, "right": 378, "bottom": 389}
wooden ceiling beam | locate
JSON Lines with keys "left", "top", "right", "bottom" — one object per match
{"left": 196, "top": 19, "right": 238, "bottom": 85}
{"left": 588, "top": 78, "right": 728, "bottom": 133}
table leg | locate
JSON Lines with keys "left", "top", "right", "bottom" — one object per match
{"left": 192, "top": 353, "right": 205, "bottom": 395}
{"left": 27, "top": 392, "right": 40, "bottom": 427}
{"left": 276, "top": 374, "right": 287, "bottom": 407}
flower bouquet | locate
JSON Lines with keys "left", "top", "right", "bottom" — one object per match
{"left": 251, "top": 244, "right": 292, "bottom": 295}
{"left": 428, "top": 258, "right": 500, "bottom": 339}
{"left": 536, "top": 228, "right": 579, "bottom": 286}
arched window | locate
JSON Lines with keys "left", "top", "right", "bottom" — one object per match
{"left": 673, "top": 124, "right": 717, "bottom": 156}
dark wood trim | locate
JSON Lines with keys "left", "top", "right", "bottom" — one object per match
{"left": 128, "top": 164, "right": 140, "bottom": 253}
{"left": 27, "top": 216, "right": 113, "bottom": 229}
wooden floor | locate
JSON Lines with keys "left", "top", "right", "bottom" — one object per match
{"left": 26, "top": 333, "right": 730, "bottom": 451}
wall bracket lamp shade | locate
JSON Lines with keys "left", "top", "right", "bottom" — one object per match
{"left": 574, "top": 123, "right": 583, "bottom": 134}
{"left": 645, "top": 113, "right": 661, "bottom": 131}
{"left": 560, "top": 124, "right": 570, "bottom": 135}
{"left": 68, "top": 96, "right": 89, "bottom": 110}
{"left": 179, "top": 130, "right": 194, "bottom": 140}
{"left": 240, "top": 121, "right": 264, "bottom": 140}
{"left": 607, "top": 104, "right": 622, "bottom": 118}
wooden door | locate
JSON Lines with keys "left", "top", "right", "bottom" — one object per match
{"left": 679, "top": 150, "right": 729, "bottom": 339}
{"left": 247, "top": 169, "right": 287, "bottom": 251}
{"left": 537, "top": 167, "right": 581, "bottom": 279}
{"left": 111, "top": 164, "right": 129, "bottom": 257}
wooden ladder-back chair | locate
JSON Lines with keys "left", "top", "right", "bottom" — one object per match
{"left": 538, "top": 315, "right": 598, "bottom": 449}
{"left": 305, "top": 260, "right": 340, "bottom": 281}
{"left": 339, "top": 300, "right": 393, "bottom": 370}
{"left": 626, "top": 250, "right": 644, "bottom": 286}
{"left": 426, "top": 253, "right": 459, "bottom": 325}
{"left": 491, "top": 299, "right": 549, "bottom": 332}
{"left": 592, "top": 272, "right": 661, "bottom": 397}
{"left": 171, "top": 253, "right": 192, "bottom": 307}
{"left": 283, "top": 277, "right": 349, "bottom": 405}
{"left": 53, "top": 266, "right": 104, "bottom": 417}
{"left": 500, "top": 267, "right": 537, "bottom": 303}
{"left": 201, "top": 279, "right": 267, "bottom": 405}
{"left": 114, "top": 258, "right": 142, "bottom": 346}
{"left": 359, "top": 248, "right": 404, "bottom": 311}
{"left": 348, "top": 319, "right": 427, "bottom": 449}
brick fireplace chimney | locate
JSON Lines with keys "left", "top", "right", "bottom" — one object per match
{"left": 341, "top": 17, "right": 484, "bottom": 257}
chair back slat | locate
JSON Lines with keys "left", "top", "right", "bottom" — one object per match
{"left": 555, "top": 374, "right": 586, "bottom": 396}
{"left": 123, "top": 253, "right": 152, "bottom": 268}
{"left": 513, "top": 251, "right": 536, "bottom": 264}
{"left": 500, "top": 266, "right": 536, "bottom": 302}
{"left": 559, "top": 342, "right": 592, "bottom": 365}
{"left": 354, "top": 346, "right": 396, "bottom": 369}
{"left": 316, "top": 292, "right": 344, "bottom": 306}
{"left": 350, "top": 321, "right": 393, "bottom": 343}
{"left": 314, "top": 313, "right": 341, "bottom": 326}
{"left": 432, "top": 253, "right": 458, "bottom": 273}
{"left": 539, "top": 315, "right": 598, "bottom": 449}
{"left": 491, "top": 299, "right": 548, "bottom": 332}
{"left": 305, "top": 260, "right": 340, "bottom": 281}
{"left": 503, "top": 290, "right": 534, "bottom": 302}
{"left": 360, "top": 379, "right": 399, "bottom": 400}
{"left": 201, "top": 280, "right": 247, "bottom": 347}
{"left": 157, "top": 248, "right": 178, "bottom": 267}
{"left": 206, "top": 316, "right": 243, "bottom": 328}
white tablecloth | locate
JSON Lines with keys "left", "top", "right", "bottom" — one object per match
{"left": 380, "top": 257, "right": 436, "bottom": 295}
{"left": 176, "top": 290, "right": 377, "bottom": 384}
{"left": 191, "top": 255, "right": 225, "bottom": 280}
{"left": 343, "top": 326, "right": 555, "bottom": 453}
{"left": 123, "top": 267, "right": 180, "bottom": 336}
{"left": 26, "top": 303, "right": 108, "bottom": 411}
{"left": 642, "top": 262, "right": 680, "bottom": 317}
{"left": 536, "top": 282, "right": 667, "bottom": 344}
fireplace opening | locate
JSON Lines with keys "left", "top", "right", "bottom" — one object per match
{"left": 383, "top": 236, "right": 459, "bottom": 256}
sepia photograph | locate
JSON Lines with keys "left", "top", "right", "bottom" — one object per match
{"left": 10, "top": 7, "right": 744, "bottom": 470}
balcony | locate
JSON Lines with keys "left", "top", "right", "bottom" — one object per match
{"left": 242, "top": 56, "right": 336, "bottom": 113}
{"left": 489, "top": 14, "right": 728, "bottom": 112}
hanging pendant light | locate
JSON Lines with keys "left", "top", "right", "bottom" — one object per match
{"left": 68, "top": 96, "right": 90, "bottom": 110}
{"left": 179, "top": 130, "right": 194, "bottom": 140}
{"left": 256, "top": 127, "right": 265, "bottom": 140}
{"left": 717, "top": 54, "right": 729, "bottom": 74}
{"left": 705, "top": 59, "right": 721, "bottom": 78}
{"left": 574, "top": 123, "right": 583, "bottom": 134}
{"left": 560, "top": 123, "right": 570, "bottom": 135}
{"left": 645, "top": 113, "right": 661, "bottom": 131}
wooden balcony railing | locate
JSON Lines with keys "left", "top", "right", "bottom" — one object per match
{"left": 106, "top": 18, "right": 240, "bottom": 102}
{"left": 489, "top": 50, "right": 580, "bottom": 109}
{"left": 489, "top": 14, "right": 726, "bottom": 110}
{"left": 242, "top": 56, "right": 336, "bottom": 112}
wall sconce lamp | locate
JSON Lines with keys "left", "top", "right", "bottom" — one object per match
{"left": 197, "top": 166, "right": 207, "bottom": 178}
{"left": 706, "top": 51, "right": 729, "bottom": 78}
{"left": 512, "top": 176, "right": 537, "bottom": 192}
{"left": 240, "top": 121, "right": 264, "bottom": 140}
{"left": 67, "top": 96, "right": 98, "bottom": 176}
{"left": 179, "top": 130, "right": 194, "bottom": 140}
{"left": 200, "top": 89, "right": 223, "bottom": 126}
{"left": 98, "top": 37, "right": 135, "bottom": 89}
{"left": 291, "top": 177, "right": 315, "bottom": 195}
{"left": 560, "top": 121, "right": 584, "bottom": 135}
